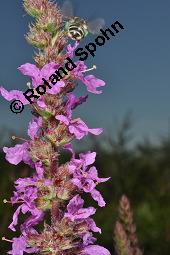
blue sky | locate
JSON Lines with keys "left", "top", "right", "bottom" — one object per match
{"left": 0, "top": 0, "right": 170, "bottom": 145}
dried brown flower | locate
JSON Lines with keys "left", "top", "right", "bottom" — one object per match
{"left": 114, "top": 221, "right": 133, "bottom": 255}
{"left": 114, "top": 195, "right": 143, "bottom": 255}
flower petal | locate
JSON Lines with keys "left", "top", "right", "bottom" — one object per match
{"left": 0, "top": 87, "right": 29, "bottom": 105}
{"left": 83, "top": 75, "right": 106, "bottom": 94}
{"left": 41, "top": 62, "right": 59, "bottom": 79}
{"left": 91, "top": 189, "right": 106, "bottom": 207}
{"left": 55, "top": 115, "right": 70, "bottom": 126}
{"left": 18, "top": 63, "right": 41, "bottom": 87}
{"left": 81, "top": 245, "right": 111, "bottom": 255}
{"left": 3, "top": 143, "right": 31, "bottom": 166}
{"left": 28, "top": 117, "right": 42, "bottom": 140}
{"left": 47, "top": 81, "right": 65, "bottom": 94}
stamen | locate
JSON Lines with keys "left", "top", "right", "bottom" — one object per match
{"left": 11, "top": 136, "right": 28, "bottom": 142}
{"left": 3, "top": 199, "right": 9, "bottom": 204}
{"left": 4, "top": 198, "right": 24, "bottom": 204}
{"left": 81, "top": 65, "right": 97, "bottom": 73}
{"left": 2, "top": 237, "right": 13, "bottom": 243}
{"left": 27, "top": 82, "right": 32, "bottom": 89}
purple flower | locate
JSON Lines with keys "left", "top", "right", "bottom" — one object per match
{"left": 82, "top": 75, "right": 106, "bottom": 94}
{"left": 17, "top": 62, "right": 65, "bottom": 106}
{"left": 73, "top": 61, "right": 87, "bottom": 79}
{"left": 80, "top": 245, "right": 111, "bottom": 255}
{"left": 4, "top": 117, "right": 42, "bottom": 166}
{"left": 69, "top": 152, "right": 110, "bottom": 207}
{"left": 18, "top": 62, "right": 59, "bottom": 88}
{"left": 56, "top": 93, "right": 97, "bottom": 140}
{"left": 65, "top": 93, "right": 88, "bottom": 118}
{"left": 3, "top": 143, "right": 32, "bottom": 166}
{"left": 55, "top": 115, "right": 102, "bottom": 140}
{"left": 66, "top": 43, "right": 105, "bottom": 94}
{"left": 64, "top": 195, "right": 96, "bottom": 221}
{"left": 28, "top": 117, "right": 42, "bottom": 140}
{"left": 20, "top": 210, "right": 44, "bottom": 233}
{"left": 9, "top": 185, "right": 40, "bottom": 231}
{"left": 69, "top": 151, "right": 96, "bottom": 173}
{"left": 8, "top": 235, "right": 38, "bottom": 255}
{"left": 0, "top": 87, "right": 29, "bottom": 105}
{"left": 72, "top": 175, "right": 106, "bottom": 207}
{"left": 73, "top": 61, "right": 106, "bottom": 94}
{"left": 9, "top": 176, "right": 45, "bottom": 232}
{"left": 0, "top": 78, "right": 65, "bottom": 109}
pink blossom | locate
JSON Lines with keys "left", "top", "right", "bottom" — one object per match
{"left": 9, "top": 175, "right": 47, "bottom": 232}
{"left": 3, "top": 143, "right": 32, "bottom": 166}
{"left": 56, "top": 93, "right": 90, "bottom": 139}
{"left": 82, "top": 75, "right": 106, "bottom": 94}
{"left": 56, "top": 114, "right": 102, "bottom": 140}
{"left": 3, "top": 118, "right": 42, "bottom": 166}
{"left": 18, "top": 62, "right": 59, "bottom": 88}
{"left": 8, "top": 235, "right": 38, "bottom": 255}
{"left": 73, "top": 61, "right": 106, "bottom": 94}
{"left": 66, "top": 93, "right": 88, "bottom": 118}
{"left": 20, "top": 210, "right": 44, "bottom": 232}
{"left": 0, "top": 87, "right": 29, "bottom": 105}
{"left": 0, "top": 84, "right": 65, "bottom": 109}
{"left": 9, "top": 186, "right": 42, "bottom": 231}
{"left": 68, "top": 151, "right": 96, "bottom": 173}
{"left": 69, "top": 152, "right": 110, "bottom": 207}
{"left": 64, "top": 195, "right": 96, "bottom": 221}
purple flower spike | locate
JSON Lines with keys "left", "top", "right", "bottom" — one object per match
{"left": 2, "top": 2, "right": 110, "bottom": 254}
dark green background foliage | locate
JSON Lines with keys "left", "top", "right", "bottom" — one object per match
{"left": 1, "top": 119, "right": 170, "bottom": 255}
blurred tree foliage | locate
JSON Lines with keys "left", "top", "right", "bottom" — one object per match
{"left": 1, "top": 116, "right": 170, "bottom": 255}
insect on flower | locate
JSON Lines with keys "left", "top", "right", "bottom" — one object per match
{"left": 61, "top": 0, "right": 105, "bottom": 41}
